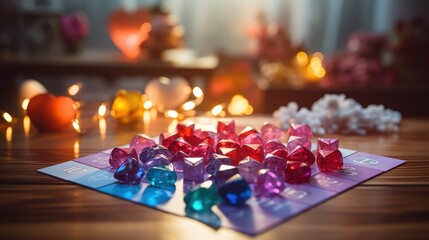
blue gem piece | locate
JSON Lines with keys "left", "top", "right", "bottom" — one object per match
{"left": 206, "top": 153, "right": 233, "bottom": 176}
{"left": 215, "top": 164, "right": 239, "bottom": 183}
{"left": 218, "top": 174, "right": 252, "bottom": 206}
{"left": 184, "top": 180, "right": 221, "bottom": 213}
{"left": 142, "top": 154, "right": 171, "bottom": 172}
{"left": 114, "top": 158, "right": 145, "bottom": 185}
{"left": 146, "top": 167, "right": 177, "bottom": 189}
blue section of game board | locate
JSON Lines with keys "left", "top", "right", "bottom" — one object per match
{"left": 37, "top": 148, "right": 405, "bottom": 236}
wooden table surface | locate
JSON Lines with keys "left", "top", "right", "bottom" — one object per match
{"left": 1, "top": 115, "right": 428, "bottom": 240}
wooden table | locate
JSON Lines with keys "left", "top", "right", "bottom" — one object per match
{"left": 1, "top": 115, "right": 428, "bottom": 240}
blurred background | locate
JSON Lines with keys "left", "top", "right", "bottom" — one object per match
{"left": 1, "top": 0, "right": 429, "bottom": 117}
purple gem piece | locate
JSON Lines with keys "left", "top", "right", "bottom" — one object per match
{"left": 240, "top": 133, "right": 264, "bottom": 145}
{"left": 260, "top": 122, "right": 284, "bottom": 142}
{"left": 214, "top": 164, "right": 239, "bottom": 184}
{"left": 170, "top": 150, "right": 188, "bottom": 173}
{"left": 263, "top": 154, "right": 287, "bottom": 179}
{"left": 109, "top": 148, "right": 137, "bottom": 168}
{"left": 264, "top": 139, "right": 287, "bottom": 155}
{"left": 142, "top": 154, "right": 170, "bottom": 172}
{"left": 287, "top": 136, "right": 312, "bottom": 152}
{"left": 237, "top": 156, "right": 263, "bottom": 183}
{"left": 254, "top": 169, "right": 285, "bottom": 197}
{"left": 139, "top": 145, "right": 173, "bottom": 164}
{"left": 114, "top": 158, "right": 145, "bottom": 185}
{"left": 206, "top": 153, "right": 233, "bottom": 176}
{"left": 289, "top": 123, "right": 313, "bottom": 139}
{"left": 130, "top": 134, "right": 156, "bottom": 155}
{"left": 184, "top": 157, "right": 205, "bottom": 183}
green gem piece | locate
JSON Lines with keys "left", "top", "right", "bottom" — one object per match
{"left": 184, "top": 180, "right": 221, "bottom": 212}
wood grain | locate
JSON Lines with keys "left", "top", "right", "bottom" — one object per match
{"left": 0, "top": 116, "right": 428, "bottom": 240}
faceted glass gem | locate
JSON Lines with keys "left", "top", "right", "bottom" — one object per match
{"left": 206, "top": 154, "right": 233, "bottom": 176}
{"left": 238, "top": 126, "right": 260, "bottom": 143}
{"left": 254, "top": 169, "right": 285, "bottom": 197}
{"left": 183, "top": 157, "right": 205, "bottom": 183}
{"left": 114, "top": 158, "right": 145, "bottom": 185}
{"left": 263, "top": 154, "right": 287, "bottom": 179}
{"left": 130, "top": 134, "right": 156, "bottom": 154}
{"left": 284, "top": 161, "right": 311, "bottom": 184}
{"left": 217, "top": 120, "right": 235, "bottom": 134}
{"left": 184, "top": 180, "right": 221, "bottom": 212}
{"left": 194, "top": 130, "right": 217, "bottom": 149}
{"left": 241, "top": 144, "right": 264, "bottom": 163}
{"left": 237, "top": 157, "right": 263, "bottom": 183}
{"left": 287, "top": 145, "right": 315, "bottom": 166}
{"left": 170, "top": 150, "right": 188, "bottom": 173}
{"left": 317, "top": 149, "right": 343, "bottom": 172}
{"left": 264, "top": 139, "right": 287, "bottom": 155}
{"left": 240, "top": 133, "right": 264, "bottom": 146}
{"left": 317, "top": 138, "right": 339, "bottom": 154}
{"left": 184, "top": 134, "right": 203, "bottom": 148}
{"left": 146, "top": 167, "right": 177, "bottom": 189}
{"left": 168, "top": 137, "right": 192, "bottom": 155}
{"left": 216, "top": 139, "right": 240, "bottom": 153}
{"left": 287, "top": 136, "right": 312, "bottom": 152}
{"left": 160, "top": 132, "right": 179, "bottom": 149}
{"left": 214, "top": 164, "right": 239, "bottom": 183}
{"left": 218, "top": 174, "right": 252, "bottom": 206}
{"left": 218, "top": 147, "right": 241, "bottom": 166}
{"left": 176, "top": 123, "right": 195, "bottom": 138}
{"left": 260, "top": 122, "right": 284, "bottom": 142}
{"left": 109, "top": 147, "right": 132, "bottom": 168}
{"left": 142, "top": 154, "right": 170, "bottom": 172}
{"left": 271, "top": 148, "right": 288, "bottom": 161}
{"left": 289, "top": 123, "right": 313, "bottom": 139}
{"left": 189, "top": 143, "right": 214, "bottom": 166}
{"left": 151, "top": 145, "right": 173, "bottom": 160}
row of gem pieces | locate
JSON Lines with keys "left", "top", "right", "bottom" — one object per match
{"left": 109, "top": 121, "right": 344, "bottom": 212}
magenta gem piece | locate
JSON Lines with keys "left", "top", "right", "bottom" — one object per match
{"left": 287, "top": 145, "right": 315, "bottom": 166}
{"left": 284, "top": 161, "right": 311, "bottom": 184}
{"left": 168, "top": 137, "right": 192, "bottom": 155}
{"left": 317, "top": 149, "right": 343, "bottom": 172}
{"left": 254, "top": 169, "right": 285, "bottom": 197}
{"left": 160, "top": 132, "right": 180, "bottom": 149}
{"left": 189, "top": 143, "right": 214, "bottom": 166}
{"left": 317, "top": 138, "right": 339, "bottom": 154}
{"left": 263, "top": 154, "right": 287, "bottom": 179}
{"left": 177, "top": 123, "right": 195, "bottom": 138}
{"left": 288, "top": 123, "right": 313, "bottom": 139}
{"left": 287, "top": 136, "right": 312, "bottom": 152}
{"left": 194, "top": 130, "right": 217, "bottom": 149}
{"left": 241, "top": 144, "right": 264, "bottom": 163}
{"left": 109, "top": 147, "right": 136, "bottom": 168}
{"left": 240, "top": 133, "right": 264, "bottom": 146}
{"left": 184, "top": 157, "right": 205, "bottom": 183}
{"left": 170, "top": 150, "right": 188, "bottom": 173}
{"left": 129, "top": 134, "right": 156, "bottom": 154}
{"left": 271, "top": 148, "right": 288, "bottom": 161}
{"left": 260, "top": 122, "right": 284, "bottom": 142}
{"left": 264, "top": 139, "right": 287, "bottom": 155}
{"left": 238, "top": 126, "right": 260, "bottom": 143}
{"left": 237, "top": 157, "right": 263, "bottom": 183}
{"left": 114, "top": 157, "right": 145, "bottom": 185}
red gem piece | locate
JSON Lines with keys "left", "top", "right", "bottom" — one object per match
{"left": 317, "top": 138, "right": 339, "bottom": 154}
{"left": 238, "top": 126, "right": 260, "bottom": 143}
{"left": 288, "top": 123, "right": 313, "bottom": 139}
{"left": 217, "top": 120, "right": 235, "bottom": 134}
{"left": 168, "top": 137, "right": 192, "bottom": 155}
{"left": 287, "top": 145, "right": 315, "bottom": 166}
{"left": 216, "top": 139, "right": 240, "bottom": 153}
{"left": 264, "top": 139, "right": 287, "bottom": 155}
{"left": 189, "top": 143, "right": 215, "bottom": 166}
{"left": 218, "top": 147, "right": 241, "bottom": 166}
{"left": 317, "top": 150, "right": 343, "bottom": 172}
{"left": 241, "top": 144, "right": 264, "bottom": 163}
{"left": 260, "top": 122, "right": 284, "bottom": 142}
{"left": 271, "top": 148, "right": 288, "bottom": 161}
{"left": 185, "top": 134, "right": 203, "bottom": 147}
{"left": 109, "top": 147, "right": 137, "bottom": 168}
{"left": 240, "top": 133, "right": 264, "bottom": 145}
{"left": 287, "top": 136, "right": 312, "bottom": 152}
{"left": 130, "top": 134, "right": 156, "bottom": 154}
{"left": 177, "top": 123, "right": 195, "bottom": 138}
{"left": 160, "top": 132, "right": 179, "bottom": 149}
{"left": 263, "top": 154, "right": 286, "bottom": 179}
{"left": 284, "top": 161, "right": 311, "bottom": 184}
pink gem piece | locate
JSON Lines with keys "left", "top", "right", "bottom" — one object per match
{"left": 317, "top": 149, "right": 343, "bottom": 172}
{"left": 263, "top": 154, "right": 287, "bottom": 179}
{"left": 238, "top": 126, "right": 260, "bottom": 143}
{"left": 260, "top": 122, "right": 284, "bottom": 142}
{"left": 287, "top": 145, "right": 315, "bottom": 166}
{"left": 264, "top": 139, "right": 287, "bottom": 155}
{"left": 287, "top": 136, "right": 312, "bottom": 152}
{"left": 160, "top": 132, "right": 179, "bottom": 149}
{"left": 130, "top": 134, "right": 156, "bottom": 154}
{"left": 189, "top": 143, "right": 214, "bottom": 166}
{"left": 240, "top": 133, "right": 264, "bottom": 146}
{"left": 168, "top": 137, "right": 192, "bottom": 155}
{"left": 193, "top": 130, "right": 217, "bottom": 148}
{"left": 241, "top": 144, "right": 264, "bottom": 163}
{"left": 218, "top": 147, "right": 241, "bottom": 166}
{"left": 289, "top": 123, "right": 313, "bottom": 139}
{"left": 109, "top": 147, "right": 131, "bottom": 168}
{"left": 285, "top": 161, "right": 311, "bottom": 184}
{"left": 254, "top": 169, "right": 286, "bottom": 197}
{"left": 177, "top": 123, "right": 195, "bottom": 138}
{"left": 317, "top": 138, "right": 339, "bottom": 154}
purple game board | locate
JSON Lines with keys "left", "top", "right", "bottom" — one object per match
{"left": 38, "top": 146, "right": 405, "bottom": 235}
